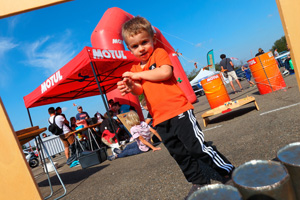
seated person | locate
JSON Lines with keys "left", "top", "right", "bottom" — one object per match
{"left": 100, "top": 110, "right": 124, "bottom": 154}
{"left": 108, "top": 99, "right": 114, "bottom": 109}
{"left": 94, "top": 112, "right": 105, "bottom": 123}
{"left": 111, "top": 102, "right": 136, "bottom": 116}
{"left": 108, "top": 111, "right": 161, "bottom": 161}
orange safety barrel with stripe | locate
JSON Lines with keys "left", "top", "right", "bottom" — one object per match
{"left": 201, "top": 74, "right": 230, "bottom": 109}
{"left": 247, "top": 52, "right": 286, "bottom": 95}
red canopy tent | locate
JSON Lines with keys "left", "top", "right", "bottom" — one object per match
{"left": 24, "top": 46, "right": 139, "bottom": 109}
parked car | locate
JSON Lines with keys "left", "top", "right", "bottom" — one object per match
{"left": 275, "top": 51, "right": 290, "bottom": 63}
{"left": 192, "top": 84, "right": 205, "bottom": 96}
{"left": 235, "top": 68, "right": 246, "bottom": 81}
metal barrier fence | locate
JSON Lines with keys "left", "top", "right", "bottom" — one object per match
{"left": 35, "top": 135, "right": 64, "bottom": 157}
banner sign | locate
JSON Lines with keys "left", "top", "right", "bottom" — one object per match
{"left": 206, "top": 49, "right": 215, "bottom": 71}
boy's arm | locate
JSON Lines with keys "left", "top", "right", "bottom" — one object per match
{"left": 149, "top": 127, "right": 162, "bottom": 142}
{"left": 123, "top": 65, "right": 173, "bottom": 82}
{"left": 138, "top": 136, "right": 161, "bottom": 152}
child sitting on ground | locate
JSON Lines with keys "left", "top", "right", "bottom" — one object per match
{"left": 108, "top": 111, "right": 161, "bottom": 160}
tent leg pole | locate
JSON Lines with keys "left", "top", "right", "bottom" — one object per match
{"left": 27, "top": 108, "right": 33, "bottom": 127}
{"left": 90, "top": 62, "right": 121, "bottom": 145}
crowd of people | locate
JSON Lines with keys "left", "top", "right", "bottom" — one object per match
{"left": 46, "top": 97, "right": 162, "bottom": 166}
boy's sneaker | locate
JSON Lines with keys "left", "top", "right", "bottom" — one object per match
{"left": 221, "top": 169, "right": 235, "bottom": 186}
{"left": 113, "top": 148, "right": 122, "bottom": 155}
{"left": 107, "top": 155, "right": 116, "bottom": 161}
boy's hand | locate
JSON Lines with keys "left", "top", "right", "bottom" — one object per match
{"left": 117, "top": 77, "right": 135, "bottom": 96}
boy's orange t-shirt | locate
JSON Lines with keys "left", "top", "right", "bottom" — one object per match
{"left": 131, "top": 48, "right": 193, "bottom": 126}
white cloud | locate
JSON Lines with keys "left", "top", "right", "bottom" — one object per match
{"left": 7, "top": 16, "right": 19, "bottom": 33}
{"left": 0, "top": 37, "right": 18, "bottom": 88}
{"left": 62, "top": 107, "right": 68, "bottom": 112}
{"left": 268, "top": 14, "right": 273, "bottom": 18}
{"left": 0, "top": 37, "right": 18, "bottom": 57}
{"left": 23, "top": 30, "right": 77, "bottom": 75}
{"left": 195, "top": 43, "right": 202, "bottom": 47}
{"left": 0, "top": 66, "right": 10, "bottom": 88}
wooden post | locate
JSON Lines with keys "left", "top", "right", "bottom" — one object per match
{"left": 0, "top": 98, "right": 42, "bottom": 199}
{"left": 276, "top": 0, "right": 300, "bottom": 91}
{"left": 0, "top": 0, "right": 73, "bottom": 19}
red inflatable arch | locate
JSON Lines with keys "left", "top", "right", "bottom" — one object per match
{"left": 91, "top": 7, "right": 197, "bottom": 119}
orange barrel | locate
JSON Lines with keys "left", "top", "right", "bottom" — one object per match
{"left": 247, "top": 52, "right": 286, "bottom": 95}
{"left": 201, "top": 74, "right": 230, "bottom": 109}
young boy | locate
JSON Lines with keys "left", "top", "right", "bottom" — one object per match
{"left": 117, "top": 16, "right": 234, "bottom": 197}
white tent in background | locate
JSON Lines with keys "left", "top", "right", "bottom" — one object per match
{"left": 190, "top": 68, "right": 230, "bottom": 86}
{"left": 189, "top": 68, "right": 219, "bottom": 86}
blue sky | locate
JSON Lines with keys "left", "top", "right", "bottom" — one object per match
{"left": 1, "top": 0, "right": 284, "bottom": 141}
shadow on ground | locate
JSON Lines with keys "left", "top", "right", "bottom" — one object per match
{"left": 208, "top": 107, "right": 257, "bottom": 125}
{"left": 38, "top": 164, "right": 109, "bottom": 187}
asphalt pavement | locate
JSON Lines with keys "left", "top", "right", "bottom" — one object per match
{"left": 31, "top": 72, "right": 300, "bottom": 200}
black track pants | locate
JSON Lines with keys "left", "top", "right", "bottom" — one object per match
{"left": 156, "top": 109, "right": 234, "bottom": 184}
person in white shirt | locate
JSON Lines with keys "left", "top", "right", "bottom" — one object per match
{"left": 48, "top": 107, "right": 75, "bottom": 159}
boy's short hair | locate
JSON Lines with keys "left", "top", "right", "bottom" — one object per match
{"left": 125, "top": 111, "right": 140, "bottom": 127}
{"left": 122, "top": 16, "right": 154, "bottom": 44}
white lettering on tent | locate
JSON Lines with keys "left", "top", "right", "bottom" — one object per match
{"left": 112, "top": 39, "right": 123, "bottom": 44}
{"left": 41, "top": 71, "right": 63, "bottom": 94}
{"left": 109, "top": 50, "right": 116, "bottom": 59}
{"left": 115, "top": 50, "right": 122, "bottom": 59}
{"left": 92, "top": 49, "right": 127, "bottom": 60}
{"left": 93, "top": 49, "right": 104, "bottom": 59}
{"left": 121, "top": 51, "right": 127, "bottom": 59}
{"left": 102, "top": 50, "right": 111, "bottom": 58}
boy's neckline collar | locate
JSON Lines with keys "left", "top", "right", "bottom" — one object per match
{"left": 139, "top": 48, "right": 156, "bottom": 68}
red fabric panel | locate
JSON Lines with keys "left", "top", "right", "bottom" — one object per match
{"left": 23, "top": 47, "right": 139, "bottom": 108}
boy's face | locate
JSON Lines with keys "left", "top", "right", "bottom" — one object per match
{"left": 126, "top": 30, "right": 156, "bottom": 64}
